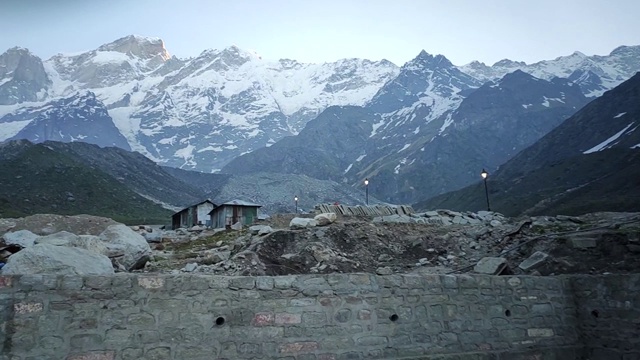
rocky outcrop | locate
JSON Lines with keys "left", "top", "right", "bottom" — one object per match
{"left": 289, "top": 218, "right": 318, "bottom": 229}
{"left": 99, "top": 224, "right": 152, "bottom": 271}
{"left": 0, "top": 216, "right": 152, "bottom": 274}
{"left": 1, "top": 244, "right": 114, "bottom": 275}
{"left": 0, "top": 47, "right": 50, "bottom": 105}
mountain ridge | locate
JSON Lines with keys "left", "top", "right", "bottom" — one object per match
{"left": 2, "top": 37, "right": 639, "bottom": 172}
{"left": 415, "top": 72, "right": 640, "bottom": 216}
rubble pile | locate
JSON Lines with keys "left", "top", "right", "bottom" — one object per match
{"left": 1, "top": 210, "right": 639, "bottom": 277}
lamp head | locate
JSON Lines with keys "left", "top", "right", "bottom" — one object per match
{"left": 294, "top": 196, "right": 298, "bottom": 201}
{"left": 364, "top": 178, "right": 369, "bottom": 186}
{"left": 481, "top": 169, "right": 488, "bottom": 179}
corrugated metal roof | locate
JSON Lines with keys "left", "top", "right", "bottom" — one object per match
{"left": 220, "top": 199, "right": 262, "bottom": 207}
{"left": 172, "top": 199, "right": 216, "bottom": 215}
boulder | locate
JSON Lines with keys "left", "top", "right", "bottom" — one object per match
{"left": 183, "top": 263, "right": 198, "bottom": 272}
{"left": 34, "top": 231, "right": 78, "bottom": 246}
{"left": 2, "top": 230, "right": 39, "bottom": 248}
{"left": 230, "top": 222, "right": 243, "bottom": 230}
{"left": 519, "top": 251, "right": 550, "bottom": 271}
{"left": 376, "top": 266, "right": 393, "bottom": 275}
{"left": 99, "top": 224, "right": 152, "bottom": 271}
{"left": 258, "top": 226, "right": 273, "bottom": 236}
{"left": 474, "top": 257, "right": 508, "bottom": 275}
{"left": 249, "top": 225, "right": 273, "bottom": 235}
{"left": 314, "top": 213, "right": 337, "bottom": 226}
{"left": 142, "top": 230, "right": 162, "bottom": 243}
{"left": 1, "top": 244, "right": 114, "bottom": 275}
{"left": 71, "top": 235, "right": 110, "bottom": 257}
{"left": 289, "top": 218, "right": 318, "bottom": 229}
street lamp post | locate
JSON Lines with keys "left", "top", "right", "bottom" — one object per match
{"left": 294, "top": 195, "right": 298, "bottom": 214}
{"left": 364, "top": 178, "right": 369, "bottom": 206}
{"left": 481, "top": 169, "right": 491, "bottom": 211}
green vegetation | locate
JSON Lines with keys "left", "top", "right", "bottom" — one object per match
{"left": 0, "top": 143, "right": 172, "bottom": 224}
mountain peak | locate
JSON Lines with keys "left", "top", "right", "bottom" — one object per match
{"left": 499, "top": 69, "right": 537, "bottom": 82}
{"left": 221, "top": 45, "right": 262, "bottom": 61}
{"left": 4, "top": 46, "right": 31, "bottom": 55}
{"left": 97, "top": 35, "right": 170, "bottom": 61}
{"left": 610, "top": 45, "right": 640, "bottom": 57}
{"left": 492, "top": 58, "right": 527, "bottom": 67}
{"left": 404, "top": 50, "right": 453, "bottom": 71}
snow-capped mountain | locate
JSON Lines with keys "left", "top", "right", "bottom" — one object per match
{"left": 224, "top": 64, "right": 589, "bottom": 203}
{"left": 6, "top": 92, "right": 130, "bottom": 150}
{"left": 459, "top": 46, "right": 640, "bottom": 97}
{"left": 0, "top": 35, "right": 400, "bottom": 170}
{"left": 222, "top": 50, "right": 482, "bottom": 178}
{"left": 0, "top": 35, "right": 639, "bottom": 180}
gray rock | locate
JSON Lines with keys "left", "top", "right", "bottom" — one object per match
{"left": 378, "top": 254, "right": 393, "bottom": 262}
{"left": 314, "top": 212, "right": 337, "bottom": 226}
{"left": 289, "top": 217, "right": 318, "bottom": 229}
{"left": 519, "top": 251, "right": 550, "bottom": 271}
{"left": 2, "top": 229, "right": 39, "bottom": 248}
{"left": 183, "top": 263, "right": 198, "bottom": 272}
{"left": 210, "top": 250, "right": 231, "bottom": 263}
{"left": 474, "top": 257, "right": 508, "bottom": 275}
{"left": 142, "top": 230, "right": 162, "bottom": 243}
{"left": 1, "top": 244, "right": 114, "bottom": 275}
{"left": 99, "top": 224, "right": 152, "bottom": 271}
{"left": 570, "top": 237, "right": 598, "bottom": 249}
{"left": 71, "top": 235, "right": 109, "bottom": 257}
{"left": 249, "top": 225, "right": 264, "bottom": 235}
{"left": 490, "top": 220, "right": 502, "bottom": 227}
{"left": 258, "top": 226, "right": 273, "bottom": 235}
{"left": 230, "top": 222, "right": 243, "bottom": 230}
{"left": 34, "top": 231, "right": 78, "bottom": 246}
{"left": 372, "top": 214, "right": 413, "bottom": 223}
{"left": 375, "top": 266, "right": 393, "bottom": 275}
{"left": 249, "top": 225, "right": 273, "bottom": 235}
{"left": 424, "top": 211, "right": 439, "bottom": 217}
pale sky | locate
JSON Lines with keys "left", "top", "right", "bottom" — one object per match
{"left": 1, "top": 0, "right": 639, "bottom": 66}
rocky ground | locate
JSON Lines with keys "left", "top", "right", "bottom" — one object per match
{"left": 1, "top": 210, "right": 639, "bottom": 277}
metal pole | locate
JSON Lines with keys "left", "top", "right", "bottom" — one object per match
{"left": 295, "top": 198, "right": 298, "bottom": 214}
{"left": 483, "top": 178, "right": 491, "bottom": 211}
{"left": 366, "top": 184, "right": 369, "bottom": 206}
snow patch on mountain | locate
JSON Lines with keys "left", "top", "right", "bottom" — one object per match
{"left": 0, "top": 119, "right": 32, "bottom": 140}
{"left": 584, "top": 123, "right": 635, "bottom": 154}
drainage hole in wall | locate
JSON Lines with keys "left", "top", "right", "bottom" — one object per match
{"left": 591, "top": 310, "right": 599, "bottom": 318}
{"left": 504, "top": 309, "right": 511, "bottom": 317}
{"left": 215, "top": 317, "right": 225, "bottom": 326}
{"left": 389, "top": 314, "right": 399, "bottom": 322}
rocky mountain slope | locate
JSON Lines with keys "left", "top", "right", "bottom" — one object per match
{"left": 5, "top": 92, "right": 130, "bottom": 149}
{"left": 0, "top": 140, "right": 173, "bottom": 223}
{"left": 0, "top": 140, "right": 373, "bottom": 220}
{"left": 416, "top": 73, "right": 640, "bottom": 216}
{"left": 225, "top": 67, "right": 589, "bottom": 203}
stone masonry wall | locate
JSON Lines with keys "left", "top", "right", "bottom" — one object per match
{"left": 0, "top": 273, "right": 596, "bottom": 360}
{"left": 572, "top": 274, "right": 640, "bottom": 360}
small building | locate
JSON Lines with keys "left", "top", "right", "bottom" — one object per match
{"left": 208, "top": 199, "right": 262, "bottom": 229}
{"left": 171, "top": 199, "right": 216, "bottom": 230}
